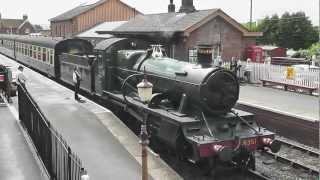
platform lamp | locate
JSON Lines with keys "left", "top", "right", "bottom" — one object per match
{"left": 122, "top": 71, "right": 153, "bottom": 180}
{"left": 80, "top": 168, "right": 90, "bottom": 180}
{"left": 137, "top": 74, "right": 153, "bottom": 180}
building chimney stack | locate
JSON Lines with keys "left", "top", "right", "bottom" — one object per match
{"left": 179, "top": 0, "right": 196, "bottom": 13}
{"left": 168, "top": 0, "right": 175, "bottom": 13}
{"left": 23, "top": 14, "right": 28, "bottom": 21}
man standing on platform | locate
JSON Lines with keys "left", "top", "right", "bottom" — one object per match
{"left": 73, "top": 66, "right": 81, "bottom": 101}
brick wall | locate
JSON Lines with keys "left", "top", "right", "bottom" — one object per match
{"left": 173, "top": 17, "right": 256, "bottom": 61}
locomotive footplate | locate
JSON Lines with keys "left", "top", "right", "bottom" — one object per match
{"left": 180, "top": 110, "right": 280, "bottom": 163}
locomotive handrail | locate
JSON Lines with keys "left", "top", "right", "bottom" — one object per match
{"left": 201, "top": 112, "right": 214, "bottom": 137}
{"left": 230, "top": 110, "right": 261, "bottom": 135}
{"left": 115, "top": 67, "right": 201, "bottom": 86}
{"left": 121, "top": 73, "right": 144, "bottom": 107}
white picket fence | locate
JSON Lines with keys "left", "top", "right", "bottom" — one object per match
{"left": 222, "top": 62, "right": 320, "bottom": 89}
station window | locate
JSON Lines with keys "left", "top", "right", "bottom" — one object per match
{"left": 189, "top": 48, "right": 198, "bottom": 64}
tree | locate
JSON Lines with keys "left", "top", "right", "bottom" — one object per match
{"left": 256, "top": 14, "right": 280, "bottom": 45}
{"left": 257, "top": 12, "right": 319, "bottom": 50}
{"left": 278, "top": 12, "right": 318, "bottom": 50}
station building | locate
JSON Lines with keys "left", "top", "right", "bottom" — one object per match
{"left": 0, "top": 13, "right": 35, "bottom": 35}
{"left": 97, "top": 0, "right": 263, "bottom": 61}
{"left": 50, "top": 0, "right": 141, "bottom": 38}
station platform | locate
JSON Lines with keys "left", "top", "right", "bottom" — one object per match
{"left": 0, "top": 54, "right": 181, "bottom": 180}
{"left": 0, "top": 98, "right": 44, "bottom": 180}
{"left": 238, "top": 85, "right": 318, "bottom": 121}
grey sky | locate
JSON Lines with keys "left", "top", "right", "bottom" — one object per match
{"left": 0, "top": 0, "right": 318, "bottom": 26}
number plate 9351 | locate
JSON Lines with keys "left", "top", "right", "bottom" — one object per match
{"left": 242, "top": 138, "right": 257, "bottom": 146}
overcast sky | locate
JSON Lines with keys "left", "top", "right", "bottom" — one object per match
{"left": 0, "top": 0, "right": 318, "bottom": 26}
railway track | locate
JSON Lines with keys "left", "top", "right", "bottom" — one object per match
{"left": 236, "top": 103, "right": 319, "bottom": 148}
{"left": 255, "top": 137, "right": 319, "bottom": 180}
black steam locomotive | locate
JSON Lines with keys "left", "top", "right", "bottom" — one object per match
{"left": 0, "top": 35, "right": 280, "bottom": 172}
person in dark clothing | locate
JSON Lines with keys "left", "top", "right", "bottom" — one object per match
{"left": 73, "top": 67, "right": 81, "bottom": 101}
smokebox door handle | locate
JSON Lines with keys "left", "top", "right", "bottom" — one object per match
{"left": 175, "top": 71, "right": 188, "bottom": 76}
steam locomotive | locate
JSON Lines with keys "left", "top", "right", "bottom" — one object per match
{"left": 0, "top": 34, "right": 280, "bottom": 173}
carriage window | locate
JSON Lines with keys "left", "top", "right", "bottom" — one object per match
{"left": 22, "top": 43, "right": 24, "bottom": 55}
{"left": 49, "top": 49, "right": 54, "bottom": 65}
{"left": 46, "top": 49, "right": 50, "bottom": 63}
{"left": 42, "top": 48, "right": 47, "bottom": 62}
{"left": 38, "top": 47, "right": 42, "bottom": 60}
{"left": 24, "top": 44, "right": 26, "bottom": 56}
{"left": 29, "top": 45, "right": 32, "bottom": 57}
{"left": 27, "top": 44, "right": 30, "bottom": 56}
{"left": 33, "top": 46, "right": 37, "bottom": 59}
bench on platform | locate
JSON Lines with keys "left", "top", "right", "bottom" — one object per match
{"left": 260, "top": 79, "right": 318, "bottom": 95}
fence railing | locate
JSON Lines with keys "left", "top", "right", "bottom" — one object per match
{"left": 18, "top": 84, "right": 86, "bottom": 180}
{"left": 223, "top": 61, "right": 320, "bottom": 88}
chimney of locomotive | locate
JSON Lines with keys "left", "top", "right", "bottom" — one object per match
{"left": 179, "top": 0, "right": 196, "bottom": 13}
{"left": 168, "top": 0, "right": 176, "bottom": 13}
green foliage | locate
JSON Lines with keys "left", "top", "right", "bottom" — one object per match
{"left": 308, "top": 43, "right": 320, "bottom": 56}
{"left": 257, "top": 12, "right": 319, "bottom": 50}
{"left": 257, "top": 14, "right": 279, "bottom": 45}
{"left": 295, "top": 43, "right": 320, "bottom": 59}
{"left": 242, "top": 22, "right": 258, "bottom": 32}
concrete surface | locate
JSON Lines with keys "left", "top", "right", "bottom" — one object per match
{"left": 0, "top": 106, "right": 43, "bottom": 180}
{"left": 239, "top": 85, "right": 319, "bottom": 121}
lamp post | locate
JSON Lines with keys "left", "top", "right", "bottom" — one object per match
{"left": 122, "top": 73, "right": 153, "bottom": 180}
{"left": 250, "top": 0, "right": 253, "bottom": 31}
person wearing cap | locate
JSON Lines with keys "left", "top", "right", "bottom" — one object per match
{"left": 244, "top": 58, "right": 253, "bottom": 83}
{"left": 17, "top": 66, "right": 27, "bottom": 85}
{"left": 73, "top": 66, "right": 81, "bottom": 101}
